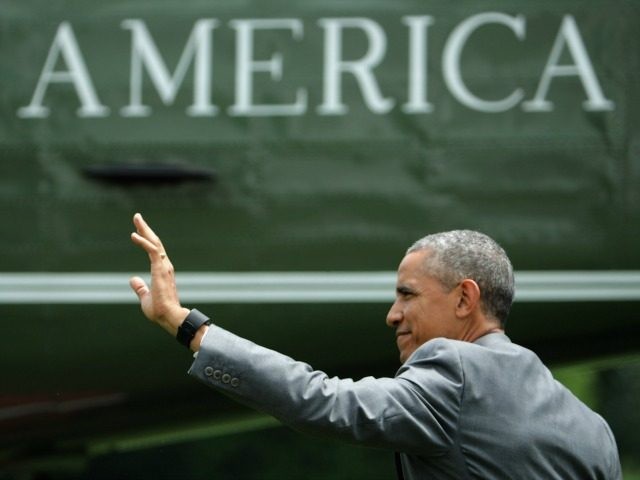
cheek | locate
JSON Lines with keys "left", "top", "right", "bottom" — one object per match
{"left": 411, "top": 323, "right": 426, "bottom": 345}
{"left": 411, "top": 306, "right": 443, "bottom": 343}
{"left": 412, "top": 305, "right": 431, "bottom": 334}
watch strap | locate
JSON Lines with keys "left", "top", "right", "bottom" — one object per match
{"left": 176, "top": 309, "right": 211, "bottom": 348}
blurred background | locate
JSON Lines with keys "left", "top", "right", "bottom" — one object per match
{"left": 1, "top": 0, "right": 639, "bottom": 478}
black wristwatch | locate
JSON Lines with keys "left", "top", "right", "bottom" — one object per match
{"left": 176, "top": 309, "right": 211, "bottom": 348}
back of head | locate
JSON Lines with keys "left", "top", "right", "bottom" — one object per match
{"left": 407, "top": 230, "right": 514, "bottom": 327}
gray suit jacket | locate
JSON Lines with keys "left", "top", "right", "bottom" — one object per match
{"left": 189, "top": 326, "right": 621, "bottom": 479}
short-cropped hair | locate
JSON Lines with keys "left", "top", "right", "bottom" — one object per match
{"left": 407, "top": 230, "right": 514, "bottom": 327}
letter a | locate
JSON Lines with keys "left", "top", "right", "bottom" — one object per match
{"left": 18, "top": 22, "right": 109, "bottom": 118}
{"left": 523, "top": 15, "right": 614, "bottom": 112}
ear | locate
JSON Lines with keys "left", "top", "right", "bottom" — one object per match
{"left": 455, "top": 279, "right": 481, "bottom": 318}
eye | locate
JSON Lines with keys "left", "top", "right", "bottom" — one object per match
{"left": 397, "top": 287, "right": 414, "bottom": 298}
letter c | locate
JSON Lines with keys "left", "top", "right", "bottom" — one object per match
{"left": 443, "top": 12, "right": 525, "bottom": 112}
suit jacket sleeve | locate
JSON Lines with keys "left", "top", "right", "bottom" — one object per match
{"left": 188, "top": 325, "right": 464, "bottom": 456}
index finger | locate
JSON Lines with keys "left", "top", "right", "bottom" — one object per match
{"left": 133, "top": 213, "right": 163, "bottom": 245}
{"left": 132, "top": 213, "right": 168, "bottom": 259}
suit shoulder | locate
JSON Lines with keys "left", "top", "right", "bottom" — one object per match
{"left": 399, "top": 338, "right": 465, "bottom": 378}
{"left": 412, "top": 336, "right": 487, "bottom": 359}
{"left": 410, "top": 337, "right": 463, "bottom": 361}
{"left": 407, "top": 334, "right": 534, "bottom": 371}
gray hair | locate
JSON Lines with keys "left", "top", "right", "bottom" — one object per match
{"left": 407, "top": 230, "right": 515, "bottom": 327}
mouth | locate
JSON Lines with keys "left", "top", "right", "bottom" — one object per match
{"left": 395, "top": 330, "right": 411, "bottom": 338}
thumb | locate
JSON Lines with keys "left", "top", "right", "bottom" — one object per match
{"left": 129, "top": 276, "right": 150, "bottom": 300}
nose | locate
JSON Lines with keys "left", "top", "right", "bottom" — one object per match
{"left": 386, "top": 300, "right": 402, "bottom": 328}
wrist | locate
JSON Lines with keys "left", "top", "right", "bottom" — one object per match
{"left": 190, "top": 324, "right": 210, "bottom": 352}
{"left": 162, "top": 307, "right": 191, "bottom": 336}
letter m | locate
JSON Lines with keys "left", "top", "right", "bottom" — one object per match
{"left": 121, "top": 19, "right": 218, "bottom": 117}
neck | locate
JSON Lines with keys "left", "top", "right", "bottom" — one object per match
{"left": 460, "top": 318, "right": 503, "bottom": 343}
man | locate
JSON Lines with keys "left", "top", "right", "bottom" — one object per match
{"left": 130, "top": 213, "right": 621, "bottom": 479}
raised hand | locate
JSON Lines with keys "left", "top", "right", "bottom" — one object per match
{"left": 129, "top": 213, "right": 190, "bottom": 336}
